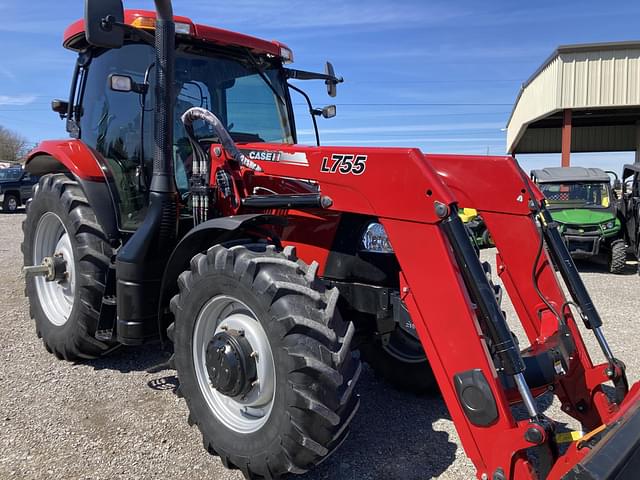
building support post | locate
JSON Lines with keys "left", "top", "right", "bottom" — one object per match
{"left": 561, "top": 109, "right": 572, "bottom": 167}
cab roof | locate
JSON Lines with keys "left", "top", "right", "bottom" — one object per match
{"left": 531, "top": 167, "right": 610, "bottom": 183}
{"left": 63, "top": 9, "right": 292, "bottom": 60}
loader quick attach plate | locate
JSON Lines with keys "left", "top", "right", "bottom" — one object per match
{"left": 563, "top": 397, "right": 640, "bottom": 479}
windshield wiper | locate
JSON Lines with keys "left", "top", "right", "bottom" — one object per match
{"left": 244, "top": 50, "right": 285, "bottom": 106}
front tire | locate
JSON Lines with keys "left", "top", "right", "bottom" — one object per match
{"left": 3, "top": 193, "right": 18, "bottom": 212}
{"left": 609, "top": 240, "right": 627, "bottom": 274}
{"left": 22, "top": 174, "right": 114, "bottom": 360}
{"left": 360, "top": 327, "right": 437, "bottom": 394}
{"left": 171, "top": 244, "right": 360, "bottom": 479}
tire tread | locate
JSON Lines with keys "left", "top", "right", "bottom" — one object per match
{"left": 171, "top": 243, "right": 360, "bottom": 479}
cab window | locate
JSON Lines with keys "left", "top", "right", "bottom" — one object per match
{"left": 80, "top": 43, "right": 156, "bottom": 230}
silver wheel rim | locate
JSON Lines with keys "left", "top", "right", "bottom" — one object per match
{"left": 33, "top": 212, "right": 75, "bottom": 326}
{"left": 193, "top": 295, "right": 276, "bottom": 434}
{"left": 7, "top": 197, "right": 17, "bottom": 211}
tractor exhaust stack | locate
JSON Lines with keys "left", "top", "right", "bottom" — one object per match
{"left": 150, "top": 0, "right": 176, "bottom": 194}
{"left": 114, "top": 0, "right": 179, "bottom": 344}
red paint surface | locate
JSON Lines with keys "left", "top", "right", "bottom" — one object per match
{"left": 32, "top": 130, "right": 639, "bottom": 477}
{"left": 63, "top": 10, "right": 288, "bottom": 57}
{"left": 27, "top": 139, "right": 106, "bottom": 181}
{"left": 209, "top": 142, "right": 639, "bottom": 479}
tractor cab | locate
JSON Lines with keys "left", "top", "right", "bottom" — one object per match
{"left": 55, "top": 10, "right": 336, "bottom": 231}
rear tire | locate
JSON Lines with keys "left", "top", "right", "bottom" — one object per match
{"left": 481, "top": 228, "right": 494, "bottom": 248}
{"left": 360, "top": 327, "right": 437, "bottom": 394}
{"left": 22, "top": 174, "right": 114, "bottom": 360}
{"left": 609, "top": 240, "right": 627, "bottom": 274}
{"left": 171, "top": 244, "right": 360, "bottom": 479}
{"left": 3, "top": 193, "right": 18, "bottom": 213}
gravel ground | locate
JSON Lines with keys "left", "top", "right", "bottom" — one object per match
{"left": 1, "top": 211, "right": 638, "bottom": 479}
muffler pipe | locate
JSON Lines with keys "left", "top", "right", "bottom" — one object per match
{"left": 150, "top": 0, "right": 176, "bottom": 194}
{"left": 114, "top": 0, "right": 178, "bottom": 344}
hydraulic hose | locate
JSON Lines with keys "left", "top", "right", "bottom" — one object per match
{"left": 181, "top": 107, "right": 262, "bottom": 172}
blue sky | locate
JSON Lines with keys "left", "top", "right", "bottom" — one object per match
{"left": 1, "top": 0, "right": 640, "bottom": 173}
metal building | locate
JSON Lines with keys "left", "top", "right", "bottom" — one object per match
{"left": 506, "top": 41, "right": 640, "bottom": 165}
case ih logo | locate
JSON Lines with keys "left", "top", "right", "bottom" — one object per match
{"left": 246, "top": 150, "right": 281, "bottom": 162}
{"left": 320, "top": 154, "right": 367, "bottom": 175}
{"left": 241, "top": 150, "right": 310, "bottom": 166}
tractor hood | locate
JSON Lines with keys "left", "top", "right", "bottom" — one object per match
{"left": 549, "top": 208, "right": 615, "bottom": 225}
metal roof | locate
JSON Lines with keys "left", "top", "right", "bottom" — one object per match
{"left": 530, "top": 166, "right": 611, "bottom": 183}
{"left": 507, "top": 41, "right": 640, "bottom": 154}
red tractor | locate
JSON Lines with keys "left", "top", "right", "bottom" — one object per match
{"left": 21, "top": 1, "right": 640, "bottom": 478}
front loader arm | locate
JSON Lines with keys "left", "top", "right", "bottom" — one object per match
{"left": 216, "top": 143, "right": 637, "bottom": 479}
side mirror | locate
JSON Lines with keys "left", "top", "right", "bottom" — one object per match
{"left": 321, "top": 105, "right": 336, "bottom": 119}
{"left": 311, "top": 105, "right": 337, "bottom": 119}
{"left": 109, "top": 74, "right": 148, "bottom": 94}
{"left": 51, "top": 99, "right": 69, "bottom": 117}
{"left": 613, "top": 179, "right": 622, "bottom": 191}
{"left": 85, "top": 0, "right": 125, "bottom": 49}
{"left": 325, "top": 62, "right": 340, "bottom": 97}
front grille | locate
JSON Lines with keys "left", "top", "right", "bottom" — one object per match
{"left": 564, "top": 224, "right": 601, "bottom": 236}
{"left": 566, "top": 238, "right": 597, "bottom": 255}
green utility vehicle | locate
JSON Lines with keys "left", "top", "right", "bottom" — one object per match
{"left": 531, "top": 167, "right": 626, "bottom": 274}
{"left": 459, "top": 208, "right": 493, "bottom": 248}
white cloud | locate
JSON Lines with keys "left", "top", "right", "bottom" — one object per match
{"left": 312, "top": 137, "right": 504, "bottom": 145}
{"left": 177, "top": 0, "right": 466, "bottom": 31}
{"left": 0, "top": 67, "right": 16, "bottom": 81}
{"left": 0, "top": 95, "right": 37, "bottom": 106}
{"left": 298, "top": 122, "right": 503, "bottom": 136}
{"left": 350, "top": 45, "right": 548, "bottom": 62}
{"left": 0, "top": 20, "right": 61, "bottom": 34}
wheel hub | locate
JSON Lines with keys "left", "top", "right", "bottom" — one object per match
{"left": 32, "top": 212, "right": 76, "bottom": 327}
{"left": 206, "top": 329, "right": 258, "bottom": 398}
{"left": 23, "top": 254, "right": 67, "bottom": 282}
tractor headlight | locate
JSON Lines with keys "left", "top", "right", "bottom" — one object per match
{"left": 360, "top": 222, "right": 394, "bottom": 253}
{"left": 603, "top": 220, "right": 615, "bottom": 230}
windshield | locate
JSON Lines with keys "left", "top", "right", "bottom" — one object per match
{"left": 171, "top": 46, "right": 294, "bottom": 194}
{"left": 0, "top": 168, "right": 22, "bottom": 181}
{"left": 174, "top": 46, "right": 294, "bottom": 145}
{"left": 540, "top": 182, "right": 611, "bottom": 209}
{"left": 79, "top": 42, "right": 295, "bottom": 230}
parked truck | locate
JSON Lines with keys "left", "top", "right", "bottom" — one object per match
{"left": 0, "top": 165, "right": 39, "bottom": 212}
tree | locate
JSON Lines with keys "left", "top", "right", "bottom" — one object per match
{"left": 0, "top": 125, "right": 30, "bottom": 163}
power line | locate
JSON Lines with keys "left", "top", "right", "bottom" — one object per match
{"left": 350, "top": 79, "right": 522, "bottom": 84}
{"left": 1, "top": 102, "right": 513, "bottom": 112}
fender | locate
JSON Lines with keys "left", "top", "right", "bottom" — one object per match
{"left": 26, "top": 139, "right": 105, "bottom": 181}
{"left": 25, "top": 140, "right": 121, "bottom": 243}
{"left": 157, "top": 213, "right": 285, "bottom": 341}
